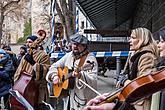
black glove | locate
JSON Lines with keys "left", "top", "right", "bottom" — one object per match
{"left": 24, "top": 53, "right": 36, "bottom": 66}
{"left": 117, "top": 74, "right": 128, "bottom": 87}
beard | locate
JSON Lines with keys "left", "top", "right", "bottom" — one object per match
{"left": 72, "top": 47, "right": 88, "bottom": 59}
{"left": 73, "top": 50, "right": 80, "bottom": 57}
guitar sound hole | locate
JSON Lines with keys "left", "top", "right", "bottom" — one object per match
{"left": 62, "top": 75, "right": 65, "bottom": 82}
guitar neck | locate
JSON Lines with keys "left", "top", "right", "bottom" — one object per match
{"left": 65, "top": 72, "right": 73, "bottom": 80}
{"left": 63, "top": 64, "right": 92, "bottom": 80}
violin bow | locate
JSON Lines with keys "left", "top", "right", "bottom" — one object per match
{"left": 78, "top": 79, "right": 101, "bottom": 96}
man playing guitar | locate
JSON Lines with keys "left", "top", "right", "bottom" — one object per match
{"left": 46, "top": 34, "right": 98, "bottom": 110}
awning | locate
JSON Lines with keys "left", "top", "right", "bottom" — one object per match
{"left": 76, "top": 0, "right": 139, "bottom": 30}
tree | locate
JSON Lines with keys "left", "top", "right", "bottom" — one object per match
{"left": 0, "top": 0, "right": 21, "bottom": 46}
{"left": 23, "top": 18, "right": 32, "bottom": 38}
{"left": 17, "top": 18, "right": 32, "bottom": 44}
{"left": 55, "top": 0, "right": 76, "bottom": 40}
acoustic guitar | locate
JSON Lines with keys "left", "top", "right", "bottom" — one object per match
{"left": 53, "top": 63, "right": 94, "bottom": 97}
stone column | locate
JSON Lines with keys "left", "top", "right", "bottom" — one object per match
{"left": 116, "top": 56, "right": 121, "bottom": 78}
{"left": 31, "top": 0, "right": 51, "bottom": 35}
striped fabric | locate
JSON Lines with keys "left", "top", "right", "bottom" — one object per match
{"left": 49, "top": 0, "right": 56, "bottom": 53}
{"left": 51, "top": 0, "right": 56, "bottom": 45}
{"left": 50, "top": 51, "right": 132, "bottom": 58}
{"left": 76, "top": 7, "right": 79, "bottom": 33}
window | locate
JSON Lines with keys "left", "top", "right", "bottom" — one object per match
{"left": 81, "top": 21, "right": 84, "bottom": 29}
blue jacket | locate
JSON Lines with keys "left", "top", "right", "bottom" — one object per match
{"left": 0, "top": 49, "right": 15, "bottom": 97}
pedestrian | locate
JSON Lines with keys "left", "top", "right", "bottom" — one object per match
{"left": 84, "top": 27, "right": 159, "bottom": 110}
{"left": 17, "top": 45, "right": 27, "bottom": 64}
{"left": 13, "top": 35, "right": 50, "bottom": 110}
{"left": 46, "top": 34, "right": 98, "bottom": 110}
{"left": 2, "top": 44, "right": 19, "bottom": 72}
{"left": 0, "top": 48, "right": 15, "bottom": 109}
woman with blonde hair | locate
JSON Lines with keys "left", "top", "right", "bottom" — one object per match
{"left": 124, "top": 27, "right": 159, "bottom": 81}
{"left": 84, "top": 27, "right": 159, "bottom": 110}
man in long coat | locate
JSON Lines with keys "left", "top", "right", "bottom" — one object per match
{"left": 46, "top": 34, "right": 98, "bottom": 110}
{"left": 14, "top": 35, "right": 50, "bottom": 110}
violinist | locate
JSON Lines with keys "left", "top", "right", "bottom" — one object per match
{"left": 14, "top": 35, "right": 50, "bottom": 110}
{"left": 46, "top": 34, "right": 98, "bottom": 110}
{"left": 151, "top": 28, "right": 165, "bottom": 110}
{"left": 84, "top": 27, "right": 159, "bottom": 110}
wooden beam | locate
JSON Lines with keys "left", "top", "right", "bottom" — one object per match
{"left": 84, "top": 29, "right": 131, "bottom": 37}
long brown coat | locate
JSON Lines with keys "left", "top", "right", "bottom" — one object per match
{"left": 14, "top": 50, "right": 50, "bottom": 103}
{"left": 125, "top": 45, "right": 158, "bottom": 110}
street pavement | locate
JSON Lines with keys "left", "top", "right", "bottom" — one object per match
{"left": 97, "top": 70, "right": 118, "bottom": 94}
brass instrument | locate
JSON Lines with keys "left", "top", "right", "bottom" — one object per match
{"left": 22, "top": 29, "right": 47, "bottom": 70}
{"left": 37, "top": 29, "right": 46, "bottom": 38}
{"left": 31, "top": 30, "right": 46, "bottom": 48}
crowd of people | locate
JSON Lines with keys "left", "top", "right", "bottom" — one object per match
{"left": 0, "top": 27, "right": 165, "bottom": 110}
{"left": 85, "top": 28, "right": 165, "bottom": 110}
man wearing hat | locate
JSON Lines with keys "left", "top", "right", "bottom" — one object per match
{"left": 13, "top": 35, "right": 50, "bottom": 110}
{"left": 46, "top": 34, "right": 98, "bottom": 110}
{"left": 17, "top": 45, "right": 27, "bottom": 64}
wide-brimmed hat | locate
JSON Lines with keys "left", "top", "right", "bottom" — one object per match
{"left": 70, "top": 34, "right": 88, "bottom": 44}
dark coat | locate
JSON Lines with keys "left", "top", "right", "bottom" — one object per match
{"left": 0, "top": 53, "right": 15, "bottom": 97}
{"left": 156, "top": 58, "right": 165, "bottom": 110}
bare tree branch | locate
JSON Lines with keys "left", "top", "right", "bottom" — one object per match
{"left": 7, "top": 14, "right": 18, "bottom": 22}
{"left": 55, "top": 1, "right": 70, "bottom": 39}
{"left": 60, "top": 0, "right": 73, "bottom": 37}
{"left": 4, "top": 6, "right": 20, "bottom": 16}
{"left": 3, "top": 0, "right": 21, "bottom": 11}
{"left": 55, "top": 0, "right": 65, "bottom": 24}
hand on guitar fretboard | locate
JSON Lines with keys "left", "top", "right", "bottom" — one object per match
{"left": 72, "top": 71, "right": 81, "bottom": 78}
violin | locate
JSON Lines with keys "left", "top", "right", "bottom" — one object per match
{"left": 98, "top": 68, "right": 165, "bottom": 105}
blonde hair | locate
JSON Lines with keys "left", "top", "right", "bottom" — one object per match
{"left": 131, "top": 27, "right": 159, "bottom": 57}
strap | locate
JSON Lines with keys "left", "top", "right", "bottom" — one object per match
{"left": 77, "top": 52, "right": 89, "bottom": 68}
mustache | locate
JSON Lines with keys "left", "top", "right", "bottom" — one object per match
{"left": 73, "top": 51, "right": 80, "bottom": 55}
